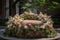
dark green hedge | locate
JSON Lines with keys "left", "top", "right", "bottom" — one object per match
{"left": 0, "top": 19, "right": 8, "bottom": 26}
{"left": 52, "top": 17, "right": 60, "bottom": 25}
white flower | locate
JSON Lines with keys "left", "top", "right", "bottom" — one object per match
{"left": 7, "top": 25, "right": 10, "bottom": 28}
{"left": 39, "top": 12, "right": 44, "bottom": 17}
{"left": 19, "top": 19, "right": 23, "bottom": 22}
{"left": 7, "top": 23, "right": 12, "bottom": 28}
{"left": 24, "top": 25, "right": 28, "bottom": 29}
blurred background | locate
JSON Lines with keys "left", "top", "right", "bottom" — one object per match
{"left": 0, "top": 0, "right": 60, "bottom": 28}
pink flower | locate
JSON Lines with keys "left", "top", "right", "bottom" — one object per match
{"left": 28, "top": 24, "right": 33, "bottom": 28}
{"left": 16, "top": 22, "right": 20, "bottom": 26}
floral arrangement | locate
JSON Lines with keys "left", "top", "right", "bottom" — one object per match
{"left": 4, "top": 11, "right": 57, "bottom": 38}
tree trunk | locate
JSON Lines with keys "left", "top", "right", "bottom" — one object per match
{"left": 9, "top": 0, "right": 16, "bottom": 16}
{"left": 0, "top": 0, "right": 6, "bottom": 19}
{"left": 0, "top": 0, "right": 2, "bottom": 18}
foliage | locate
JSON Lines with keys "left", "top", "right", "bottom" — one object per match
{"left": 19, "top": 0, "right": 60, "bottom": 12}
{"left": 19, "top": 0, "right": 47, "bottom": 10}
{"left": 0, "top": 19, "right": 8, "bottom": 26}
{"left": 46, "top": 1, "right": 60, "bottom": 11}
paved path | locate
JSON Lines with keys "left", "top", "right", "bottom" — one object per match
{"left": 0, "top": 26, "right": 7, "bottom": 40}
{"left": 0, "top": 37, "right": 7, "bottom": 40}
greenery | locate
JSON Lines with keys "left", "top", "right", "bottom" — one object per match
{"left": 0, "top": 19, "right": 8, "bottom": 26}
{"left": 46, "top": 1, "right": 60, "bottom": 11}
{"left": 19, "top": 0, "right": 60, "bottom": 27}
{"left": 19, "top": 0, "right": 60, "bottom": 13}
